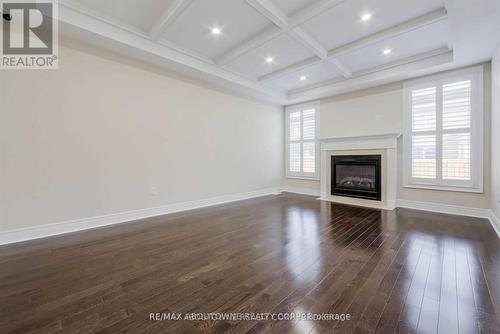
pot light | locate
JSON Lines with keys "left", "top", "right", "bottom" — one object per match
{"left": 361, "top": 13, "right": 372, "bottom": 21}
{"left": 383, "top": 48, "right": 392, "bottom": 55}
{"left": 265, "top": 57, "right": 274, "bottom": 63}
{"left": 211, "top": 27, "right": 221, "bottom": 35}
{"left": 300, "top": 76, "right": 307, "bottom": 81}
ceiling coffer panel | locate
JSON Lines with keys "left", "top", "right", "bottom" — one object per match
{"left": 160, "top": 0, "right": 275, "bottom": 60}
{"left": 224, "top": 34, "right": 315, "bottom": 79}
{"left": 264, "top": 61, "right": 343, "bottom": 91}
{"left": 337, "top": 19, "right": 450, "bottom": 73}
{"left": 301, "top": 0, "right": 446, "bottom": 51}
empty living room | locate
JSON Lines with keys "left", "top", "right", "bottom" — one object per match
{"left": 1, "top": 0, "right": 500, "bottom": 333}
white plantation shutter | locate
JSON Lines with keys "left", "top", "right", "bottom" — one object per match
{"left": 412, "top": 87, "right": 436, "bottom": 132}
{"left": 404, "top": 66, "right": 483, "bottom": 192}
{"left": 411, "top": 135, "right": 436, "bottom": 178}
{"left": 286, "top": 102, "right": 320, "bottom": 178}
{"left": 302, "top": 109, "right": 315, "bottom": 139}
{"left": 442, "top": 133, "right": 471, "bottom": 180}
{"left": 442, "top": 80, "right": 472, "bottom": 181}
{"left": 289, "top": 142, "right": 301, "bottom": 172}
{"left": 289, "top": 111, "right": 301, "bottom": 141}
{"left": 443, "top": 81, "right": 471, "bottom": 129}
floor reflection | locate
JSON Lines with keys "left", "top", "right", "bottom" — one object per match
{"left": 325, "top": 202, "right": 383, "bottom": 250}
{"left": 397, "top": 225, "right": 499, "bottom": 333}
{"left": 284, "top": 206, "right": 322, "bottom": 287}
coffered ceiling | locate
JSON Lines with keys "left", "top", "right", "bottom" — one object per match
{"left": 58, "top": 0, "right": 500, "bottom": 105}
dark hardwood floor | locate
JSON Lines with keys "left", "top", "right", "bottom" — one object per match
{"left": 1, "top": 193, "right": 499, "bottom": 334}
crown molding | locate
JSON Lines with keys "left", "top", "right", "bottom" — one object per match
{"left": 56, "top": 1, "right": 459, "bottom": 106}
{"left": 58, "top": 2, "right": 287, "bottom": 104}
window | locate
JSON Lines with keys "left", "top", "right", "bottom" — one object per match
{"left": 286, "top": 102, "right": 320, "bottom": 179}
{"left": 403, "top": 66, "right": 484, "bottom": 192}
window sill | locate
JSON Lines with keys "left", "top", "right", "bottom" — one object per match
{"left": 285, "top": 175, "right": 320, "bottom": 181}
{"left": 403, "top": 183, "right": 484, "bottom": 194}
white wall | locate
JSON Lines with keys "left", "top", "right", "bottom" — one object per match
{"left": 319, "top": 83, "right": 403, "bottom": 139}
{"left": 284, "top": 67, "right": 492, "bottom": 209}
{"left": 492, "top": 45, "right": 500, "bottom": 220}
{"left": 0, "top": 44, "right": 283, "bottom": 232}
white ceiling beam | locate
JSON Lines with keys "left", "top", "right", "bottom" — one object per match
{"left": 329, "top": 58, "right": 352, "bottom": 78}
{"left": 215, "top": 26, "right": 283, "bottom": 65}
{"left": 245, "top": 0, "right": 352, "bottom": 77}
{"left": 328, "top": 7, "right": 448, "bottom": 58}
{"left": 288, "top": 48, "right": 453, "bottom": 102}
{"left": 217, "top": 0, "right": 345, "bottom": 66}
{"left": 291, "top": 26, "right": 328, "bottom": 59}
{"left": 245, "top": 0, "right": 327, "bottom": 59}
{"left": 259, "top": 56, "right": 320, "bottom": 81}
{"left": 259, "top": 7, "right": 448, "bottom": 82}
{"left": 288, "top": 0, "right": 347, "bottom": 26}
{"left": 148, "top": 0, "right": 194, "bottom": 40}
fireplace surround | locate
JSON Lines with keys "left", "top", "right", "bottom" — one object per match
{"left": 319, "top": 133, "right": 400, "bottom": 210}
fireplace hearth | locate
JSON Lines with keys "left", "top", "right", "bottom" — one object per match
{"left": 331, "top": 155, "right": 381, "bottom": 201}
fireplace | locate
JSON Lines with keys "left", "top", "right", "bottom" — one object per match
{"left": 331, "top": 155, "right": 381, "bottom": 201}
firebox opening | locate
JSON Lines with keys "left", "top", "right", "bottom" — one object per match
{"left": 331, "top": 155, "right": 381, "bottom": 201}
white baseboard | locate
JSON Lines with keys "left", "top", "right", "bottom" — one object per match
{"left": 397, "top": 199, "right": 491, "bottom": 218}
{"left": 489, "top": 211, "right": 500, "bottom": 238}
{"left": 2, "top": 188, "right": 497, "bottom": 245}
{"left": 0, "top": 187, "right": 282, "bottom": 245}
{"left": 397, "top": 199, "right": 500, "bottom": 239}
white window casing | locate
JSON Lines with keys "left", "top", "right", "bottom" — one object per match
{"left": 403, "top": 65, "right": 484, "bottom": 193}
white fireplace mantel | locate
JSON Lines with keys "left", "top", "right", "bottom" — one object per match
{"left": 319, "top": 133, "right": 401, "bottom": 210}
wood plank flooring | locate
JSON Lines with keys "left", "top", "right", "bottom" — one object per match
{"left": 1, "top": 193, "right": 499, "bottom": 333}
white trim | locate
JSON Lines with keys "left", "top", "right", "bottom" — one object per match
{"left": 397, "top": 200, "right": 500, "bottom": 239}
{"left": 319, "top": 133, "right": 400, "bottom": 210}
{"left": 320, "top": 133, "right": 401, "bottom": 151}
{"left": 402, "top": 183, "right": 484, "bottom": 193}
{"left": 397, "top": 199, "right": 490, "bottom": 218}
{"left": 0, "top": 187, "right": 282, "bottom": 245}
{"left": 284, "top": 175, "right": 320, "bottom": 181}
{"left": 403, "top": 65, "right": 484, "bottom": 193}
{"left": 2, "top": 188, "right": 497, "bottom": 245}
{"left": 489, "top": 211, "right": 500, "bottom": 238}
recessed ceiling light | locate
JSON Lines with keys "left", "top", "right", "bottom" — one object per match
{"left": 361, "top": 13, "right": 372, "bottom": 21}
{"left": 383, "top": 48, "right": 392, "bottom": 55}
{"left": 300, "top": 76, "right": 307, "bottom": 81}
{"left": 211, "top": 27, "right": 221, "bottom": 35}
{"left": 265, "top": 57, "right": 274, "bottom": 63}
